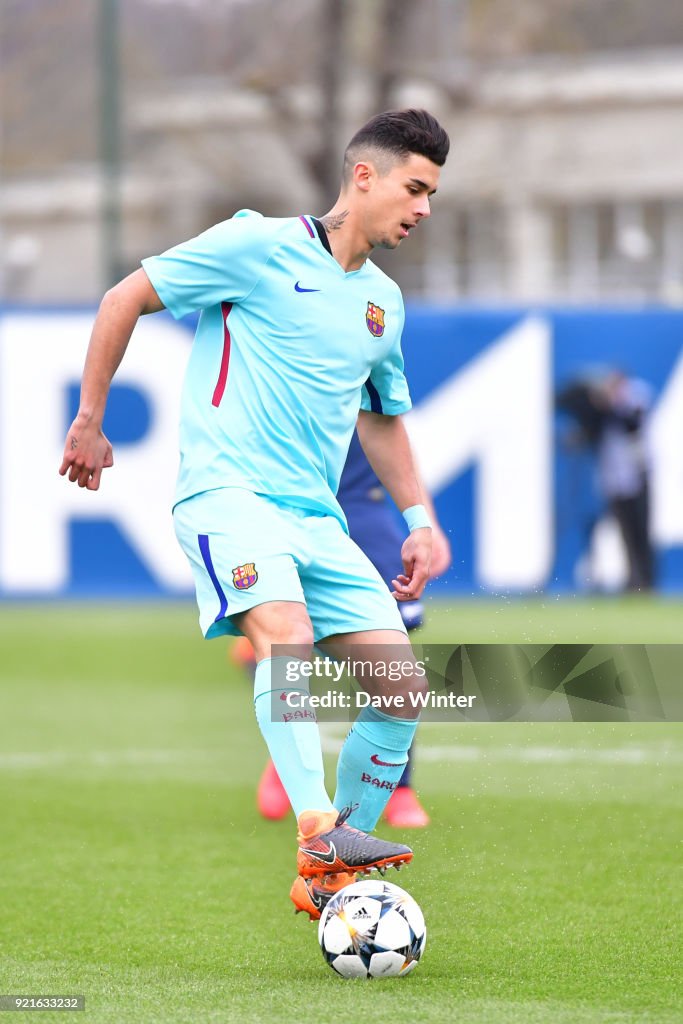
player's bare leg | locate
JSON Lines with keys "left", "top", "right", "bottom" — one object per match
{"left": 234, "top": 600, "right": 314, "bottom": 664}
{"left": 318, "top": 628, "right": 427, "bottom": 718}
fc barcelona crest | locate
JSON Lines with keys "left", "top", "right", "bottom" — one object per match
{"left": 232, "top": 562, "right": 258, "bottom": 590}
{"left": 366, "top": 301, "right": 385, "bottom": 337}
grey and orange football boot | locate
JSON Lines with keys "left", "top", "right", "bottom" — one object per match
{"left": 290, "top": 871, "right": 357, "bottom": 921}
{"left": 296, "top": 806, "right": 412, "bottom": 879}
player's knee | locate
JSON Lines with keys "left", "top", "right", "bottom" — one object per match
{"left": 403, "top": 672, "right": 428, "bottom": 704}
{"left": 240, "top": 604, "right": 314, "bottom": 661}
{"left": 371, "top": 661, "right": 428, "bottom": 717}
{"left": 378, "top": 672, "right": 427, "bottom": 720}
{"left": 274, "top": 620, "right": 315, "bottom": 650}
{"left": 270, "top": 608, "right": 314, "bottom": 649}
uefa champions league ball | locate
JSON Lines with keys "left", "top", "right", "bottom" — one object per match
{"left": 318, "top": 879, "right": 427, "bottom": 979}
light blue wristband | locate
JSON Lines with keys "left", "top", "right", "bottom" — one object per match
{"left": 402, "top": 504, "right": 431, "bottom": 532}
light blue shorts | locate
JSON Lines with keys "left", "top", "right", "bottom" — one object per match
{"left": 173, "top": 487, "right": 407, "bottom": 642}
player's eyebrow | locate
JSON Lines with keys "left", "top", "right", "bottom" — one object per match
{"left": 408, "top": 177, "right": 438, "bottom": 196}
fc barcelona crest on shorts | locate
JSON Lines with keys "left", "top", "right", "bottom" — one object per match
{"left": 366, "top": 301, "right": 385, "bottom": 337}
{"left": 232, "top": 563, "right": 258, "bottom": 590}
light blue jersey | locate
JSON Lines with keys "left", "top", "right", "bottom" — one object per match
{"left": 142, "top": 211, "right": 411, "bottom": 526}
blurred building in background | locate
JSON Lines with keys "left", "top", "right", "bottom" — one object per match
{"left": 3, "top": 0, "right": 683, "bottom": 600}
{"left": 3, "top": 0, "right": 683, "bottom": 305}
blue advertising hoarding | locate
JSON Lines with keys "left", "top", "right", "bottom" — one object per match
{"left": 0, "top": 305, "right": 681, "bottom": 596}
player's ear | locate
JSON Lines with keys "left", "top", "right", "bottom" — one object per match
{"left": 352, "top": 161, "right": 374, "bottom": 192}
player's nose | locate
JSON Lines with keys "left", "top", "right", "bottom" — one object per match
{"left": 415, "top": 196, "right": 431, "bottom": 220}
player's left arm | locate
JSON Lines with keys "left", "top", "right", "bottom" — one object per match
{"left": 356, "top": 410, "right": 431, "bottom": 601}
{"left": 413, "top": 461, "right": 452, "bottom": 578}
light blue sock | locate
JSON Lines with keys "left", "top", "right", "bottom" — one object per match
{"left": 253, "top": 657, "right": 334, "bottom": 819}
{"left": 333, "top": 705, "right": 419, "bottom": 832}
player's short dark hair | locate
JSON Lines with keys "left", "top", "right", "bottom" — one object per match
{"left": 343, "top": 109, "right": 450, "bottom": 182}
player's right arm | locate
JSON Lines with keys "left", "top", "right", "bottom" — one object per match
{"left": 59, "top": 268, "right": 164, "bottom": 490}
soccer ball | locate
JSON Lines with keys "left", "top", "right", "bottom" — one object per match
{"left": 318, "top": 879, "right": 427, "bottom": 979}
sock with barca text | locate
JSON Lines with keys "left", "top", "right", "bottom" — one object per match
{"left": 253, "top": 657, "right": 335, "bottom": 819}
{"left": 332, "top": 704, "right": 419, "bottom": 832}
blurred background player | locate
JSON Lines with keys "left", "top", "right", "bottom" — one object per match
{"left": 557, "top": 367, "right": 655, "bottom": 592}
{"left": 595, "top": 370, "right": 654, "bottom": 591}
{"left": 234, "top": 427, "right": 452, "bottom": 827}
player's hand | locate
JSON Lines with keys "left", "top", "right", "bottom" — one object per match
{"left": 59, "top": 417, "right": 114, "bottom": 490}
{"left": 392, "top": 527, "right": 431, "bottom": 601}
{"left": 429, "top": 523, "right": 452, "bottom": 579}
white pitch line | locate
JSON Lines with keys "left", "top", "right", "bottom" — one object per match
{"left": 0, "top": 749, "right": 214, "bottom": 770}
{"left": 414, "top": 744, "right": 683, "bottom": 765}
{"left": 318, "top": 728, "right": 683, "bottom": 765}
{"left": 0, "top": 742, "right": 680, "bottom": 771}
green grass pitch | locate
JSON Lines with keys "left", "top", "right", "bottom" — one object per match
{"left": 1, "top": 598, "right": 681, "bottom": 1023}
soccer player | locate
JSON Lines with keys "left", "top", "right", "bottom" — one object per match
{"left": 253, "top": 428, "right": 453, "bottom": 827}
{"left": 60, "top": 108, "right": 450, "bottom": 920}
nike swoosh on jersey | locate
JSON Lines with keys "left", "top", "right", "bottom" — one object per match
{"left": 370, "top": 753, "right": 406, "bottom": 768}
{"left": 294, "top": 281, "right": 321, "bottom": 293}
{"left": 299, "top": 841, "right": 337, "bottom": 864}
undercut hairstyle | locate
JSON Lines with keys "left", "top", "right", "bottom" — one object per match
{"left": 342, "top": 109, "right": 450, "bottom": 183}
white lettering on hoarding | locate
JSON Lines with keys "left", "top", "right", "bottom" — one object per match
{"left": 406, "top": 316, "right": 553, "bottom": 589}
{"left": 0, "top": 313, "right": 192, "bottom": 592}
{"left": 649, "top": 348, "right": 683, "bottom": 546}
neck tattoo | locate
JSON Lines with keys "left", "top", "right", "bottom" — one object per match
{"left": 321, "top": 210, "right": 349, "bottom": 232}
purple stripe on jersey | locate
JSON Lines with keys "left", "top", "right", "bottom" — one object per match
{"left": 198, "top": 534, "right": 229, "bottom": 623}
{"left": 212, "top": 301, "right": 233, "bottom": 408}
{"left": 299, "top": 215, "right": 315, "bottom": 238}
{"left": 364, "top": 377, "right": 384, "bottom": 414}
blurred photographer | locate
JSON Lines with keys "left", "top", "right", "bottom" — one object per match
{"left": 557, "top": 369, "right": 654, "bottom": 592}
